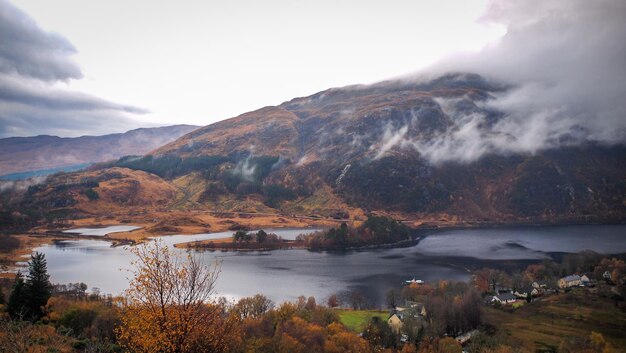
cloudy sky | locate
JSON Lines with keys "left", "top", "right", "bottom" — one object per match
{"left": 1, "top": 0, "right": 625, "bottom": 147}
{"left": 2, "top": 0, "right": 505, "bottom": 138}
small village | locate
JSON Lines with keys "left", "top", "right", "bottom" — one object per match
{"left": 379, "top": 264, "right": 625, "bottom": 351}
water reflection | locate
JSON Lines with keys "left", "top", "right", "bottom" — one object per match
{"left": 34, "top": 225, "right": 626, "bottom": 306}
{"left": 415, "top": 225, "right": 626, "bottom": 259}
{"left": 63, "top": 225, "right": 142, "bottom": 236}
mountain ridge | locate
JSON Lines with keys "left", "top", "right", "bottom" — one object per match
{"left": 2, "top": 73, "right": 625, "bottom": 229}
{"left": 0, "top": 124, "right": 199, "bottom": 175}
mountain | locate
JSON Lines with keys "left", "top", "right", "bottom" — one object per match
{"left": 0, "top": 125, "right": 199, "bottom": 176}
{"left": 4, "top": 74, "right": 626, "bottom": 228}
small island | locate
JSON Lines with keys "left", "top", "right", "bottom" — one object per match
{"left": 186, "top": 216, "right": 414, "bottom": 251}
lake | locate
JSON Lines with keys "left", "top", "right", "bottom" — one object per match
{"left": 32, "top": 225, "right": 626, "bottom": 306}
{"left": 63, "top": 225, "right": 142, "bottom": 237}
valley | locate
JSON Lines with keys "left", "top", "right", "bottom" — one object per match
{"left": 2, "top": 0, "right": 625, "bottom": 351}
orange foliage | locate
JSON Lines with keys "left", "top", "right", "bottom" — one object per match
{"left": 116, "top": 241, "right": 238, "bottom": 353}
{"left": 418, "top": 337, "right": 462, "bottom": 353}
{"left": 0, "top": 320, "right": 73, "bottom": 353}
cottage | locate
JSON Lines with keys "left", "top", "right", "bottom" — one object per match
{"left": 408, "top": 303, "right": 427, "bottom": 317}
{"left": 387, "top": 312, "right": 403, "bottom": 333}
{"left": 558, "top": 275, "right": 581, "bottom": 288}
{"left": 401, "top": 301, "right": 428, "bottom": 317}
{"left": 513, "top": 287, "right": 536, "bottom": 299}
{"left": 580, "top": 275, "right": 590, "bottom": 285}
{"left": 532, "top": 281, "right": 548, "bottom": 289}
{"left": 492, "top": 293, "right": 517, "bottom": 304}
{"left": 495, "top": 285, "right": 512, "bottom": 294}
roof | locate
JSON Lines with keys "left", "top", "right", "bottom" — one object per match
{"left": 562, "top": 275, "right": 581, "bottom": 282}
{"left": 514, "top": 287, "right": 533, "bottom": 293}
{"left": 388, "top": 313, "right": 401, "bottom": 320}
{"left": 495, "top": 293, "right": 517, "bottom": 301}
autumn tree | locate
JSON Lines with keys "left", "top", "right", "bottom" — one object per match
{"left": 559, "top": 331, "right": 618, "bottom": 353}
{"left": 232, "top": 294, "right": 274, "bottom": 320}
{"left": 116, "top": 240, "right": 237, "bottom": 353}
{"left": 348, "top": 291, "right": 367, "bottom": 310}
{"left": 0, "top": 319, "right": 73, "bottom": 352}
{"left": 418, "top": 337, "right": 462, "bottom": 353}
{"left": 327, "top": 294, "right": 339, "bottom": 308}
{"left": 362, "top": 316, "right": 396, "bottom": 349}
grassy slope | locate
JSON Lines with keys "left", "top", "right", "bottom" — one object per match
{"left": 485, "top": 288, "right": 626, "bottom": 352}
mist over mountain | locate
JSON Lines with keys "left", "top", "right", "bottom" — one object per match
{"left": 412, "top": 0, "right": 626, "bottom": 162}
{"left": 0, "top": 125, "right": 198, "bottom": 175}
{"left": 138, "top": 73, "right": 624, "bottom": 223}
{"left": 8, "top": 73, "right": 622, "bottom": 229}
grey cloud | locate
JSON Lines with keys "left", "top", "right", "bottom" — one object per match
{"left": 401, "top": 0, "right": 626, "bottom": 164}
{"left": 0, "top": 0, "right": 148, "bottom": 138}
{"left": 0, "top": 101, "right": 150, "bottom": 138}
{"left": 0, "top": 74, "right": 147, "bottom": 113}
{"left": 0, "top": 0, "right": 82, "bottom": 81}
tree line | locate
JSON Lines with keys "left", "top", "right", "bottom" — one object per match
{"left": 299, "top": 216, "right": 412, "bottom": 250}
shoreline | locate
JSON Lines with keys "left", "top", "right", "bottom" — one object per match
{"left": 3, "top": 215, "right": 624, "bottom": 276}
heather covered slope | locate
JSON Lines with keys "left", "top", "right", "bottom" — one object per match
{"left": 142, "top": 73, "right": 626, "bottom": 224}
{"left": 3, "top": 74, "right": 625, "bottom": 228}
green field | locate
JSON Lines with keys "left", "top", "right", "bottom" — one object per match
{"left": 485, "top": 288, "right": 626, "bottom": 352}
{"left": 336, "top": 309, "right": 389, "bottom": 332}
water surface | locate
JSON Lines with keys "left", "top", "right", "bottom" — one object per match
{"left": 34, "top": 225, "right": 626, "bottom": 305}
{"left": 63, "top": 225, "right": 142, "bottom": 237}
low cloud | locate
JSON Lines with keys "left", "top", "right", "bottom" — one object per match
{"left": 0, "top": 176, "right": 46, "bottom": 192}
{"left": 231, "top": 155, "right": 256, "bottom": 182}
{"left": 0, "top": 0, "right": 147, "bottom": 138}
{"left": 399, "top": 0, "right": 626, "bottom": 164}
{"left": 372, "top": 124, "right": 409, "bottom": 160}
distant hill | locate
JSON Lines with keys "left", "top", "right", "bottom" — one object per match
{"left": 0, "top": 125, "right": 199, "bottom": 176}
{"left": 0, "top": 163, "right": 92, "bottom": 181}
{"left": 4, "top": 74, "right": 626, "bottom": 228}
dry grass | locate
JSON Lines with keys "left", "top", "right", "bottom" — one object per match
{"left": 485, "top": 289, "right": 626, "bottom": 352}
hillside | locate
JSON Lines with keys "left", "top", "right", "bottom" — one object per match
{"left": 0, "top": 125, "right": 199, "bottom": 176}
{"left": 2, "top": 74, "right": 625, "bottom": 229}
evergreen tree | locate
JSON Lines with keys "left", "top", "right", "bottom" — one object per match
{"left": 256, "top": 229, "right": 268, "bottom": 243}
{"left": 7, "top": 271, "right": 27, "bottom": 319}
{"left": 24, "top": 252, "right": 52, "bottom": 321}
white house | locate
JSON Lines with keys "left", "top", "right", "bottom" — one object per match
{"left": 558, "top": 275, "right": 581, "bottom": 288}
{"left": 492, "top": 293, "right": 517, "bottom": 304}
